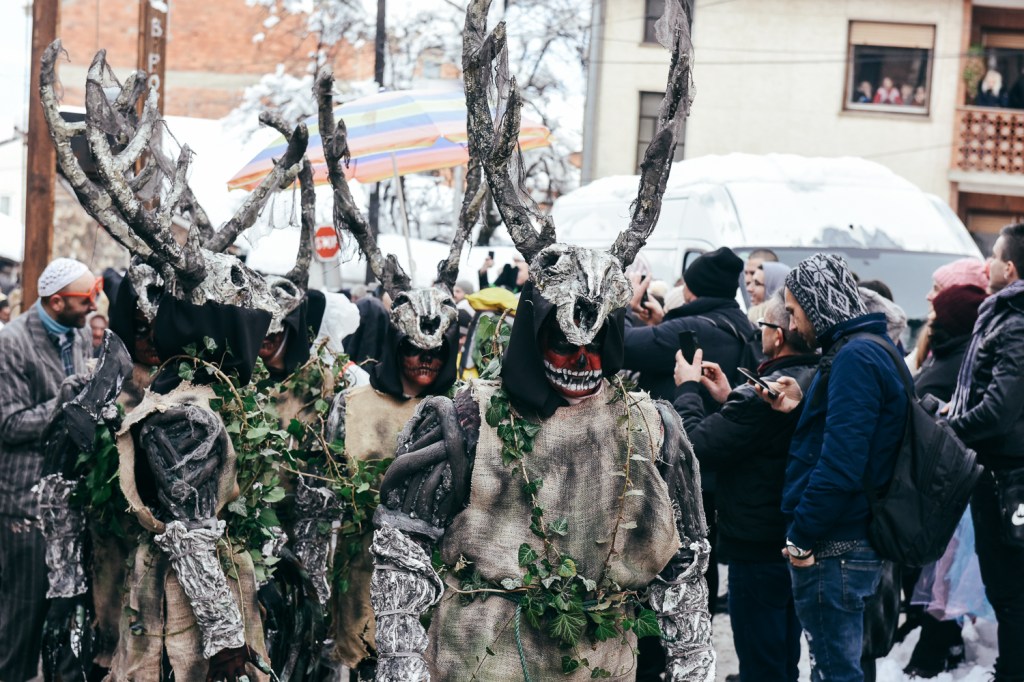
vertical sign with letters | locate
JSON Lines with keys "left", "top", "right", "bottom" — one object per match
{"left": 137, "top": 0, "right": 168, "bottom": 113}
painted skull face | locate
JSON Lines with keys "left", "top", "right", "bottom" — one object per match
{"left": 399, "top": 339, "right": 446, "bottom": 391}
{"left": 389, "top": 287, "right": 458, "bottom": 350}
{"left": 531, "top": 244, "right": 632, "bottom": 346}
{"left": 541, "top": 316, "right": 604, "bottom": 398}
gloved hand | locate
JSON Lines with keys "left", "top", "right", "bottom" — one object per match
{"left": 57, "top": 373, "right": 91, "bottom": 407}
{"left": 206, "top": 644, "right": 272, "bottom": 682}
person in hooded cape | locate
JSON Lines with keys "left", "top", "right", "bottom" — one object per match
{"left": 319, "top": 285, "right": 461, "bottom": 677}
{"left": 367, "top": 271, "right": 714, "bottom": 681}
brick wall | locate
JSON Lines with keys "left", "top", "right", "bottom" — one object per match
{"left": 58, "top": 0, "right": 375, "bottom": 118}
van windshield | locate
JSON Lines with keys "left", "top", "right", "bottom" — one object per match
{"left": 735, "top": 247, "right": 975, "bottom": 323}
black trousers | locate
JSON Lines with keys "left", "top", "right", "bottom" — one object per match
{"left": 0, "top": 516, "right": 47, "bottom": 682}
{"left": 972, "top": 472, "right": 1024, "bottom": 682}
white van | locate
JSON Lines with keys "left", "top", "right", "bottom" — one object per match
{"left": 551, "top": 153, "right": 982, "bottom": 326}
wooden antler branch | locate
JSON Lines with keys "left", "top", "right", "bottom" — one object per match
{"left": 205, "top": 123, "right": 307, "bottom": 253}
{"left": 316, "top": 70, "right": 411, "bottom": 298}
{"left": 436, "top": 159, "right": 485, "bottom": 292}
{"left": 259, "top": 111, "right": 314, "bottom": 292}
{"left": 611, "top": 0, "right": 694, "bottom": 267}
{"left": 39, "top": 41, "right": 153, "bottom": 258}
{"left": 463, "top": 0, "right": 555, "bottom": 263}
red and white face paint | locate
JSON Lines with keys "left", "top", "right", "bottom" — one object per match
{"left": 541, "top": 322, "right": 603, "bottom": 398}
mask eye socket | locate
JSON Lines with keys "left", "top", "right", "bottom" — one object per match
{"left": 392, "top": 293, "right": 410, "bottom": 309}
{"left": 540, "top": 250, "right": 563, "bottom": 270}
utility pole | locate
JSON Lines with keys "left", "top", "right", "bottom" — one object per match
{"left": 138, "top": 0, "right": 169, "bottom": 112}
{"left": 23, "top": 0, "right": 60, "bottom": 306}
{"left": 366, "top": 0, "right": 385, "bottom": 284}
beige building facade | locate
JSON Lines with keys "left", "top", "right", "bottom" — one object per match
{"left": 583, "top": 0, "right": 1024, "bottom": 250}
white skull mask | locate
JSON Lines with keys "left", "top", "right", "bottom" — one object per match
{"left": 389, "top": 287, "right": 458, "bottom": 350}
{"left": 530, "top": 244, "right": 632, "bottom": 347}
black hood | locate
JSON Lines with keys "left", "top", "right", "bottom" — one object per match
{"left": 150, "top": 297, "right": 272, "bottom": 394}
{"left": 368, "top": 309, "right": 460, "bottom": 399}
{"left": 269, "top": 289, "right": 328, "bottom": 380}
{"left": 500, "top": 281, "right": 625, "bottom": 419}
{"left": 105, "top": 268, "right": 139, "bottom": 360}
{"left": 343, "top": 296, "right": 390, "bottom": 366}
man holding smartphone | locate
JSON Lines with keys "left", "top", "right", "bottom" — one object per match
{"left": 672, "top": 290, "right": 818, "bottom": 682}
{"left": 759, "top": 254, "right": 908, "bottom": 682}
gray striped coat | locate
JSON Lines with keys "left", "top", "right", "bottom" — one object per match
{"left": 0, "top": 308, "right": 91, "bottom": 518}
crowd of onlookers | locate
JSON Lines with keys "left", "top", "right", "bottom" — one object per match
{"left": 2, "top": 222, "right": 1024, "bottom": 682}
{"left": 853, "top": 77, "right": 929, "bottom": 107}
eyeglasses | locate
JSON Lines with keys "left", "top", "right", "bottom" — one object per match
{"left": 59, "top": 277, "right": 103, "bottom": 305}
{"left": 756, "top": 318, "right": 784, "bottom": 331}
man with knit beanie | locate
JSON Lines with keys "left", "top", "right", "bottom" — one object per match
{"left": 761, "top": 253, "right": 908, "bottom": 682}
{"left": 0, "top": 258, "right": 96, "bottom": 681}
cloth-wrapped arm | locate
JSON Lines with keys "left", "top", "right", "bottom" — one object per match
{"left": 650, "top": 401, "right": 715, "bottom": 682}
{"left": 137, "top": 404, "right": 246, "bottom": 661}
{"left": 370, "top": 392, "right": 476, "bottom": 681}
{"left": 36, "top": 474, "right": 88, "bottom": 598}
{"left": 291, "top": 475, "right": 343, "bottom": 605}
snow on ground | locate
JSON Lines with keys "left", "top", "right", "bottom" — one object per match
{"left": 711, "top": 567, "right": 997, "bottom": 682}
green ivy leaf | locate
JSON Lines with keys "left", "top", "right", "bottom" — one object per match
{"left": 633, "top": 608, "right": 661, "bottom": 639}
{"left": 518, "top": 543, "right": 538, "bottom": 567}
{"left": 259, "top": 507, "right": 280, "bottom": 527}
{"left": 548, "top": 517, "right": 569, "bottom": 536}
{"left": 177, "top": 363, "right": 194, "bottom": 381}
{"left": 557, "top": 557, "right": 577, "bottom": 578}
{"left": 263, "top": 487, "right": 286, "bottom": 504}
{"left": 203, "top": 336, "right": 218, "bottom": 353}
{"left": 548, "top": 610, "right": 586, "bottom": 647}
{"left": 522, "top": 478, "right": 543, "bottom": 496}
{"left": 561, "top": 656, "right": 581, "bottom": 674}
{"left": 592, "top": 618, "right": 619, "bottom": 642}
{"left": 591, "top": 667, "right": 612, "bottom": 678}
{"left": 245, "top": 427, "right": 270, "bottom": 441}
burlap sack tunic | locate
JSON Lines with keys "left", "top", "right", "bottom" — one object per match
{"left": 107, "top": 383, "right": 270, "bottom": 681}
{"left": 429, "top": 380, "right": 681, "bottom": 680}
{"left": 330, "top": 384, "right": 422, "bottom": 668}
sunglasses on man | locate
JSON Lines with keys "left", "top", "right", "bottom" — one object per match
{"left": 59, "top": 277, "right": 104, "bottom": 305}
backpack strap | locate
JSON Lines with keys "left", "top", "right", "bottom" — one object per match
{"left": 695, "top": 314, "right": 751, "bottom": 342}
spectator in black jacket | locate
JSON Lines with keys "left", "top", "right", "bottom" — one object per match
{"left": 673, "top": 290, "right": 818, "bottom": 682}
{"left": 947, "top": 223, "right": 1024, "bottom": 682}
{"left": 902, "top": 283, "right": 986, "bottom": 678}
{"left": 623, "top": 246, "right": 754, "bottom": 406}
{"left": 624, "top": 247, "right": 754, "bottom": 671}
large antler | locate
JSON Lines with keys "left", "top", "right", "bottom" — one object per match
{"left": 435, "top": 159, "right": 485, "bottom": 292}
{"left": 258, "top": 111, "right": 314, "bottom": 293}
{"left": 463, "top": 0, "right": 556, "bottom": 263}
{"left": 316, "top": 70, "right": 412, "bottom": 299}
{"left": 610, "top": 0, "right": 694, "bottom": 267}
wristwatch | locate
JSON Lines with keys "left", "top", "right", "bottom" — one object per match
{"left": 785, "top": 539, "right": 813, "bottom": 560}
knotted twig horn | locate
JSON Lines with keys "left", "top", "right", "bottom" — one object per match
{"left": 317, "top": 70, "right": 411, "bottom": 299}
{"left": 610, "top": 0, "right": 695, "bottom": 268}
{"left": 463, "top": 0, "right": 556, "bottom": 263}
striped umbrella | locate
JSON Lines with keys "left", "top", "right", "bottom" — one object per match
{"left": 227, "top": 87, "right": 552, "bottom": 191}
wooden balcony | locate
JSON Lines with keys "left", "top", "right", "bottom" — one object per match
{"left": 954, "top": 106, "right": 1024, "bottom": 174}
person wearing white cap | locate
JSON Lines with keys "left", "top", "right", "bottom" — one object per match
{"left": 0, "top": 257, "right": 96, "bottom": 681}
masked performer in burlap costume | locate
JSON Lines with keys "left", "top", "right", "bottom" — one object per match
{"left": 36, "top": 40, "right": 319, "bottom": 680}
{"left": 366, "top": 1, "right": 713, "bottom": 680}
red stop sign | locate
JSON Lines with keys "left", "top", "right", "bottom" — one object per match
{"left": 314, "top": 225, "right": 340, "bottom": 262}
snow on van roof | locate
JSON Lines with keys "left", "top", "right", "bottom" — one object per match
{"left": 560, "top": 153, "right": 918, "bottom": 205}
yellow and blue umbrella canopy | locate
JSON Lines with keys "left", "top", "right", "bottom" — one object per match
{"left": 228, "top": 88, "right": 552, "bottom": 190}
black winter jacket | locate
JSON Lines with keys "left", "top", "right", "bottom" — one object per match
{"left": 673, "top": 353, "right": 819, "bottom": 562}
{"left": 949, "top": 287, "right": 1024, "bottom": 471}
{"left": 623, "top": 297, "right": 754, "bottom": 408}
{"left": 913, "top": 333, "right": 970, "bottom": 404}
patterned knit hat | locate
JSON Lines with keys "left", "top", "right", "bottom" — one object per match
{"left": 38, "top": 258, "right": 89, "bottom": 297}
{"left": 932, "top": 258, "right": 988, "bottom": 292}
{"left": 785, "top": 253, "right": 867, "bottom": 339}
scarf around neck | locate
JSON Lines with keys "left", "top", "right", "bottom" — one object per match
{"left": 35, "top": 299, "right": 73, "bottom": 336}
{"left": 949, "top": 279, "right": 1024, "bottom": 417}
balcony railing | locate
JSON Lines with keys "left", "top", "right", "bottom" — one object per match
{"left": 954, "top": 106, "right": 1024, "bottom": 174}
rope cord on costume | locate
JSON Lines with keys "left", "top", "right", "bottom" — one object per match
{"left": 513, "top": 600, "right": 532, "bottom": 682}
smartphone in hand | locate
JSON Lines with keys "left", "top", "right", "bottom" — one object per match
{"left": 737, "top": 366, "right": 779, "bottom": 399}
{"left": 678, "top": 331, "right": 699, "bottom": 364}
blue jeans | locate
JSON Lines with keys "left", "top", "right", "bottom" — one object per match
{"left": 790, "top": 540, "right": 883, "bottom": 682}
{"left": 729, "top": 560, "right": 801, "bottom": 682}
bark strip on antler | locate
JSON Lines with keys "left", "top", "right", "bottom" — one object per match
{"left": 39, "top": 41, "right": 153, "bottom": 258}
{"left": 205, "top": 124, "right": 307, "bottom": 253}
{"left": 316, "top": 70, "right": 411, "bottom": 298}
{"left": 436, "top": 159, "right": 484, "bottom": 292}
{"left": 257, "top": 111, "right": 315, "bottom": 293}
{"left": 610, "top": 0, "right": 695, "bottom": 268}
{"left": 463, "top": 0, "right": 555, "bottom": 263}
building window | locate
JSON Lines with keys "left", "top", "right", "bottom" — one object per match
{"left": 976, "top": 31, "right": 1024, "bottom": 108}
{"left": 637, "top": 91, "right": 685, "bottom": 171}
{"left": 0, "top": 196, "right": 9, "bottom": 216}
{"left": 644, "top": 0, "right": 665, "bottom": 44}
{"left": 846, "top": 21, "right": 935, "bottom": 115}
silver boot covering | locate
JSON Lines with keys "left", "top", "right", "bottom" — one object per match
{"left": 35, "top": 473, "right": 88, "bottom": 598}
